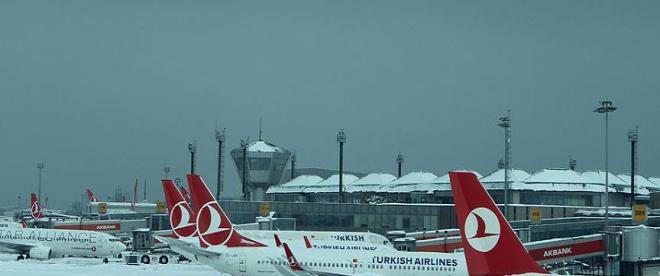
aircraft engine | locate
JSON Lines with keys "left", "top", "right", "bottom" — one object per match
{"left": 29, "top": 246, "right": 51, "bottom": 260}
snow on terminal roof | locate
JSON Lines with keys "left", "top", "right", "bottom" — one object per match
{"left": 302, "top": 174, "right": 359, "bottom": 193}
{"left": 266, "top": 175, "right": 323, "bottom": 194}
{"left": 479, "top": 168, "right": 531, "bottom": 190}
{"left": 382, "top": 172, "right": 438, "bottom": 193}
{"left": 410, "top": 171, "right": 483, "bottom": 193}
{"left": 582, "top": 171, "right": 649, "bottom": 195}
{"left": 346, "top": 173, "right": 396, "bottom": 193}
{"left": 616, "top": 174, "right": 660, "bottom": 191}
{"left": 524, "top": 168, "right": 616, "bottom": 192}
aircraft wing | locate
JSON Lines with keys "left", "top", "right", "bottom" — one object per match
{"left": 0, "top": 240, "right": 38, "bottom": 253}
{"left": 155, "top": 236, "right": 222, "bottom": 258}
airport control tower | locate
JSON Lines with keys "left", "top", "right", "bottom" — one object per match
{"left": 231, "top": 139, "right": 291, "bottom": 201}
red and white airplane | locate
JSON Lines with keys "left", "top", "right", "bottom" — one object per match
{"left": 159, "top": 175, "right": 392, "bottom": 249}
{"left": 280, "top": 172, "right": 550, "bottom": 276}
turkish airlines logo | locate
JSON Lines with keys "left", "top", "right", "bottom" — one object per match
{"left": 90, "top": 195, "right": 98, "bottom": 202}
{"left": 288, "top": 256, "right": 297, "bottom": 267}
{"left": 31, "top": 201, "right": 41, "bottom": 218}
{"left": 196, "top": 201, "right": 233, "bottom": 246}
{"left": 170, "top": 201, "right": 196, "bottom": 238}
{"left": 464, "top": 207, "right": 500, "bottom": 252}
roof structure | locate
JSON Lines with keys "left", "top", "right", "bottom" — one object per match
{"left": 266, "top": 175, "right": 323, "bottom": 194}
{"left": 380, "top": 172, "right": 438, "bottom": 193}
{"left": 346, "top": 173, "right": 396, "bottom": 193}
{"left": 650, "top": 177, "right": 660, "bottom": 186}
{"left": 524, "top": 168, "right": 616, "bottom": 192}
{"left": 616, "top": 174, "right": 660, "bottom": 192}
{"left": 581, "top": 171, "right": 649, "bottom": 195}
{"left": 303, "top": 174, "right": 359, "bottom": 194}
{"left": 412, "top": 171, "right": 483, "bottom": 193}
{"left": 478, "top": 169, "right": 531, "bottom": 190}
{"left": 246, "top": 140, "right": 288, "bottom": 153}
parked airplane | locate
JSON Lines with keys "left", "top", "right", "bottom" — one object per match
{"left": 27, "top": 193, "right": 78, "bottom": 220}
{"left": 0, "top": 223, "right": 126, "bottom": 261}
{"left": 160, "top": 175, "right": 393, "bottom": 249}
{"left": 278, "top": 172, "right": 552, "bottom": 276}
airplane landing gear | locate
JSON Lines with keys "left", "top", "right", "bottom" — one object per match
{"left": 16, "top": 255, "right": 25, "bottom": 261}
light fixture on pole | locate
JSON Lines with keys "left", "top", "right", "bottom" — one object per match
{"left": 396, "top": 153, "right": 404, "bottom": 178}
{"left": 164, "top": 166, "right": 170, "bottom": 179}
{"left": 291, "top": 151, "right": 297, "bottom": 180}
{"left": 628, "top": 126, "right": 638, "bottom": 209}
{"left": 188, "top": 142, "right": 197, "bottom": 174}
{"left": 215, "top": 128, "right": 226, "bottom": 199}
{"left": 337, "top": 129, "right": 346, "bottom": 203}
{"left": 240, "top": 138, "right": 249, "bottom": 201}
{"left": 594, "top": 100, "right": 616, "bottom": 227}
{"left": 498, "top": 111, "right": 511, "bottom": 220}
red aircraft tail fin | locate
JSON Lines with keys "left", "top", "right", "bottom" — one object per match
{"left": 179, "top": 186, "right": 192, "bottom": 202}
{"left": 449, "top": 172, "right": 548, "bottom": 276}
{"left": 283, "top": 243, "right": 304, "bottom": 271}
{"left": 162, "top": 179, "right": 197, "bottom": 238}
{"left": 187, "top": 174, "right": 266, "bottom": 248}
{"left": 86, "top": 189, "right": 98, "bottom": 203}
{"left": 303, "top": 235, "right": 313, "bottom": 249}
{"left": 30, "top": 193, "right": 43, "bottom": 219}
{"left": 274, "top": 233, "right": 283, "bottom": 247}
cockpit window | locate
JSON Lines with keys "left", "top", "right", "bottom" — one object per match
{"left": 109, "top": 238, "right": 121, "bottom": 242}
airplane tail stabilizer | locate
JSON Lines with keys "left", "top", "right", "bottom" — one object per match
{"left": 449, "top": 172, "right": 548, "bottom": 276}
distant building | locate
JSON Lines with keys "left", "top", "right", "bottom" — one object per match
{"left": 231, "top": 139, "right": 291, "bottom": 201}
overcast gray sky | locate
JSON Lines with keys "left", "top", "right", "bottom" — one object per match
{"left": 1, "top": 1, "right": 659, "bottom": 208}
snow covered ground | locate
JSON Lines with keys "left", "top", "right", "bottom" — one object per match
{"left": 0, "top": 253, "right": 226, "bottom": 276}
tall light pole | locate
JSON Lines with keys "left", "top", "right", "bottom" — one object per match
{"left": 594, "top": 100, "right": 616, "bottom": 226}
{"left": 164, "top": 166, "right": 170, "bottom": 179}
{"left": 337, "top": 129, "right": 346, "bottom": 203}
{"left": 240, "top": 138, "right": 249, "bottom": 201}
{"left": 396, "top": 153, "right": 404, "bottom": 178}
{"left": 628, "top": 126, "right": 638, "bottom": 209}
{"left": 188, "top": 142, "right": 197, "bottom": 174}
{"left": 37, "top": 163, "right": 44, "bottom": 207}
{"left": 290, "top": 151, "right": 297, "bottom": 180}
{"left": 498, "top": 111, "right": 511, "bottom": 220}
{"left": 215, "top": 128, "right": 226, "bottom": 199}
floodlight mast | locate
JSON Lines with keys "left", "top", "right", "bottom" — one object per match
{"left": 188, "top": 142, "right": 197, "bottom": 174}
{"left": 628, "top": 126, "right": 638, "bottom": 209}
{"left": 291, "top": 151, "right": 297, "bottom": 180}
{"left": 37, "top": 163, "right": 44, "bottom": 208}
{"left": 337, "top": 129, "right": 346, "bottom": 203}
{"left": 498, "top": 111, "right": 511, "bottom": 220}
{"left": 215, "top": 128, "right": 226, "bottom": 199}
{"left": 594, "top": 100, "right": 616, "bottom": 227}
{"left": 164, "top": 166, "right": 170, "bottom": 179}
{"left": 396, "top": 153, "right": 404, "bottom": 178}
{"left": 240, "top": 138, "right": 249, "bottom": 201}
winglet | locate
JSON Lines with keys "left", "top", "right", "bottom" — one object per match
{"left": 20, "top": 220, "right": 28, "bottom": 228}
{"left": 449, "top": 172, "right": 548, "bottom": 275}
{"left": 30, "top": 193, "right": 43, "bottom": 219}
{"left": 283, "top": 243, "right": 304, "bottom": 271}
{"left": 303, "top": 235, "right": 313, "bottom": 249}
{"left": 274, "top": 233, "right": 283, "bottom": 247}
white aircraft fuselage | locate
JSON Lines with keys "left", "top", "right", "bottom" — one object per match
{"left": 0, "top": 226, "right": 126, "bottom": 259}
